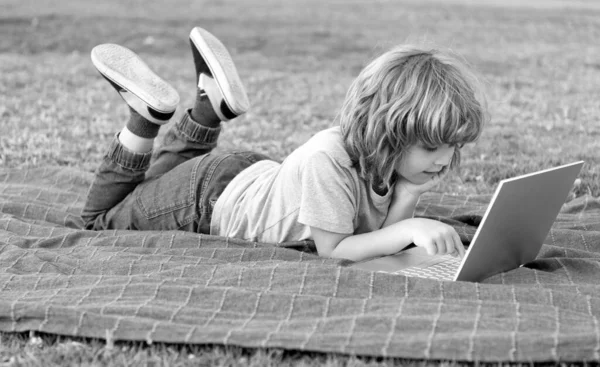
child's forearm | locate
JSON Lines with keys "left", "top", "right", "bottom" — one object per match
{"left": 329, "top": 220, "right": 415, "bottom": 261}
{"left": 381, "top": 188, "right": 420, "bottom": 228}
{"left": 314, "top": 216, "right": 463, "bottom": 262}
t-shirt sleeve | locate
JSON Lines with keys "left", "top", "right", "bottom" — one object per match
{"left": 297, "top": 151, "right": 356, "bottom": 234}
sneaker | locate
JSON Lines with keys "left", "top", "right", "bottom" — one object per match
{"left": 189, "top": 27, "right": 249, "bottom": 121}
{"left": 91, "top": 44, "right": 180, "bottom": 124}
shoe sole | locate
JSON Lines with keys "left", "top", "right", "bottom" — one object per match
{"left": 189, "top": 27, "right": 249, "bottom": 116}
{"left": 91, "top": 44, "right": 180, "bottom": 115}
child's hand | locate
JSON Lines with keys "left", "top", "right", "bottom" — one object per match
{"left": 395, "top": 167, "right": 448, "bottom": 198}
{"left": 406, "top": 217, "right": 464, "bottom": 258}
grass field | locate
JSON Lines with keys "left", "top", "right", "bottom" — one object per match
{"left": 1, "top": 0, "right": 600, "bottom": 365}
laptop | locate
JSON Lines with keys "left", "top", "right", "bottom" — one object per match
{"left": 352, "top": 161, "right": 584, "bottom": 282}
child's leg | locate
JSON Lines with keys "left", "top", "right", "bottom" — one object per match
{"left": 146, "top": 27, "right": 250, "bottom": 178}
{"left": 82, "top": 44, "right": 179, "bottom": 229}
{"left": 82, "top": 29, "right": 254, "bottom": 232}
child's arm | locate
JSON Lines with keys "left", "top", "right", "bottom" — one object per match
{"left": 382, "top": 169, "right": 447, "bottom": 228}
{"left": 312, "top": 217, "right": 464, "bottom": 261}
{"left": 380, "top": 185, "right": 420, "bottom": 228}
{"left": 313, "top": 169, "right": 465, "bottom": 262}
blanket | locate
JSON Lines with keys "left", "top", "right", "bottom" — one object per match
{"left": 1, "top": 166, "right": 599, "bottom": 363}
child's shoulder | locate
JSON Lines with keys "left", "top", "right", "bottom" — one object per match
{"left": 295, "top": 126, "right": 353, "bottom": 167}
{"left": 305, "top": 126, "right": 343, "bottom": 149}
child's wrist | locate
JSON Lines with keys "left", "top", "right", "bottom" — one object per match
{"left": 393, "top": 187, "right": 422, "bottom": 202}
{"left": 393, "top": 185, "right": 423, "bottom": 201}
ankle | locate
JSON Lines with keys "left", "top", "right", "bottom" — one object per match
{"left": 190, "top": 89, "right": 221, "bottom": 128}
{"left": 126, "top": 108, "right": 161, "bottom": 139}
{"left": 118, "top": 109, "right": 159, "bottom": 153}
{"left": 118, "top": 126, "right": 154, "bottom": 153}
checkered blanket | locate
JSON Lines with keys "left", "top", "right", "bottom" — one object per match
{"left": 1, "top": 166, "right": 599, "bottom": 362}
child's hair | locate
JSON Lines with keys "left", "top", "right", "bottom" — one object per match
{"left": 339, "top": 45, "right": 487, "bottom": 190}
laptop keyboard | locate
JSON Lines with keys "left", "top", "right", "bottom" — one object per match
{"left": 392, "top": 254, "right": 462, "bottom": 281}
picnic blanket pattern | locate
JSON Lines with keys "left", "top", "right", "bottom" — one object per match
{"left": 1, "top": 166, "right": 600, "bottom": 363}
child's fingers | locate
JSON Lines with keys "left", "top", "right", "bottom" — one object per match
{"left": 453, "top": 232, "right": 465, "bottom": 258}
{"left": 437, "top": 238, "right": 452, "bottom": 255}
{"left": 442, "top": 230, "right": 463, "bottom": 258}
{"left": 423, "top": 174, "right": 443, "bottom": 192}
{"left": 422, "top": 240, "right": 438, "bottom": 256}
{"left": 436, "top": 166, "right": 449, "bottom": 181}
{"left": 414, "top": 222, "right": 462, "bottom": 257}
{"left": 428, "top": 168, "right": 449, "bottom": 189}
{"left": 435, "top": 237, "right": 456, "bottom": 256}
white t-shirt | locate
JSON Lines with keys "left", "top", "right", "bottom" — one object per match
{"left": 210, "top": 126, "right": 393, "bottom": 243}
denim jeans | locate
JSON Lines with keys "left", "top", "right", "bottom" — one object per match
{"left": 81, "top": 110, "right": 271, "bottom": 233}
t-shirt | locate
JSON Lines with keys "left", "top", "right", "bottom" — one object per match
{"left": 210, "top": 126, "right": 394, "bottom": 243}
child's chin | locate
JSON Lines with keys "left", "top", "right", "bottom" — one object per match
{"left": 399, "top": 172, "right": 434, "bottom": 185}
{"left": 416, "top": 172, "right": 440, "bottom": 183}
{"left": 406, "top": 176, "right": 430, "bottom": 185}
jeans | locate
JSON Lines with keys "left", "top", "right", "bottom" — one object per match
{"left": 81, "top": 110, "right": 271, "bottom": 233}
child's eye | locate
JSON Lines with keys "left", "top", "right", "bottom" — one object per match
{"left": 422, "top": 144, "right": 462, "bottom": 152}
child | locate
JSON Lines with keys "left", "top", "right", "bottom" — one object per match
{"left": 82, "top": 27, "right": 486, "bottom": 262}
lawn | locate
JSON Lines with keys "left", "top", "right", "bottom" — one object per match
{"left": 1, "top": 0, "right": 599, "bottom": 365}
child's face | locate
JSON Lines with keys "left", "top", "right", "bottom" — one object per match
{"left": 396, "top": 143, "right": 455, "bottom": 184}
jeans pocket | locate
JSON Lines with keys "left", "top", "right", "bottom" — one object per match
{"left": 135, "top": 157, "right": 204, "bottom": 231}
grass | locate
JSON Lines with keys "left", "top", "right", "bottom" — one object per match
{"left": 1, "top": 0, "right": 600, "bottom": 365}
{"left": 3, "top": 331, "right": 424, "bottom": 367}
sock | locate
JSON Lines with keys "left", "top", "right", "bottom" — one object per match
{"left": 190, "top": 90, "right": 221, "bottom": 128}
{"left": 126, "top": 108, "right": 161, "bottom": 139}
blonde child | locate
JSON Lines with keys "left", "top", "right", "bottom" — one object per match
{"left": 82, "top": 27, "right": 486, "bottom": 262}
